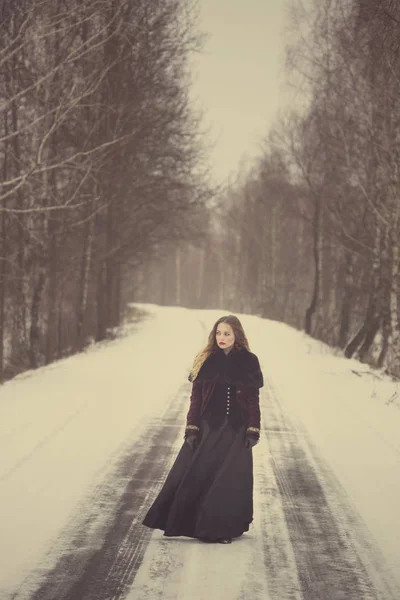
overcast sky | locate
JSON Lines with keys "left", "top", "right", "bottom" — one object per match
{"left": 190, "top": 0, "right": 289, "bottom": 185}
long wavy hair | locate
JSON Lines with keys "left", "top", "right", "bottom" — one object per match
{"left": 190, "top": 315, "right": 250, "bottom": 381}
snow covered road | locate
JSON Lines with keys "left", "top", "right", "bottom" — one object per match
{"left": 1, "top": 306, "right": 400, "bottom": 599}
{"left": 128, "top": 379, "right": 399, "bottom": 600}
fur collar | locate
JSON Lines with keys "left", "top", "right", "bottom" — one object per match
{"left": 191, "top": 347, "right": 263, "bottom": 388}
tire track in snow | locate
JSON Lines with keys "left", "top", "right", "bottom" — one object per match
{"left": 14, "top": 383, "right": 191, "bottom": 600}
{"left": 126, "top": 393, "right": 299, "bottom": 600}
{"left": 126, "top": 454, "right": 273, "bottom": 600}
{"left": 252, "top": 424, "right": 302, "bottom": 600}
{"left": 262, "top": 377, "right": 400, "bottom": 600}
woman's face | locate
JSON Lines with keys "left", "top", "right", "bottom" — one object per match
{"left": 215, "top": 322, "right": 235, "bottom": 352}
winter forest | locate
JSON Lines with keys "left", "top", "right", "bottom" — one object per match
{"left": 0, "top": 0, "right": 210, "bottom": 380}
{"left": 1, "top": 0, "right": 400, "bottom": 381}
{"left": 144, "top": 0, "right": 400, "bottom": 378}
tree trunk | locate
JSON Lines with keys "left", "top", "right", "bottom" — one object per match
{"left": 76, "top": 214, "right": 94, "bottom": 351}
{"left": 197, "top": 247, "right": 205, "bottom": 308}
{"left": 345, "top": 219, "right": 382, "bottom": 358}
{"left": 0, "top": 108, "right": 9, "bottom": 380}
{"left": 45, "top": 215, "right": 58, "bottom": 364}
{"left": 357, "top": 317, "right": 380, "bottom": 362}
{"left": 271, "top": 204, "right": 277, "bottom": 293}
{"left": 29, "top": 268, "right": 46, "bottom": 369}
{"left": 57, "top": 303, "right": 64, "bottom": 358}
{"left": 112, "top": 261, "right": 121, "bottom": 327}
{"left": 385, "top": 226, "right": 400, "bottom": 373}
{"left": 338, "top": 253, "right": 354, "bottom": 348}
{"left": 175, "top": 245, "right": 181, "bottom": 305}
{"left": 11, "top": 98, "right": 27, "bottom": 364}
{"left": 105, "top": 199, "right": 121, "bottom": 330}
{"left": 377, "top": 304, "right": 390, "bottom": 368}
{"left": 0, "top": 209, "right": 5, "bottom": 380}
{"left": 218, "top": 249, "right": 225, "bottom": 309}
{"left": 304, "top": 194, "right": 321, "bottom": 334}
{"left": 96, "top": 260, "right": 107, "bottom": 341}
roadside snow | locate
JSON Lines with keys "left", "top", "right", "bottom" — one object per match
{"left": 248, "top": 317, "right": 400, "bottom": 582}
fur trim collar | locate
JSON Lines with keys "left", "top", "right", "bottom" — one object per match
{"left": 191, "top": 347, "right": 263, "bottom": 388}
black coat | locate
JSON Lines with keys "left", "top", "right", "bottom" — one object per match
{"left": 186, "top": 347, "right": 263, "bottom": 438}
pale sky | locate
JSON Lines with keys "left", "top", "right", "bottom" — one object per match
{"left": 190, "top": 0, "right": 288, "bottom": 185}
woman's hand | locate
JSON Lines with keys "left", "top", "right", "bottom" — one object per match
{"left": 245, "top": 436, "right": 259, "bottom": 449}
{"left": 186, "top": 435, "right": 198, "bottom": 451}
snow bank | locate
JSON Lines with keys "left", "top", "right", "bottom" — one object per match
{"left": 247, "top": 315, "right": 400, "bottom": 582}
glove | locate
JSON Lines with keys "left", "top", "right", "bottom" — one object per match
{"left": 245, "top": 436, "right": 259, "bottom": 449}
{"left": 186, "top": 434, "right": 198, "bottom": 451}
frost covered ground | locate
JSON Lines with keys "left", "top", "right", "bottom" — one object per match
{"left": 0, "top": 304, "right": 399, "bottom": 599}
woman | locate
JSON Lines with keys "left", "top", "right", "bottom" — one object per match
{"left": 142, "top": 315, "right": 264, "bottom": 544}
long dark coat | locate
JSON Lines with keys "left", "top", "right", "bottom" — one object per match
{"left": 142, "top": 345, "right": 264, "bottom": 541}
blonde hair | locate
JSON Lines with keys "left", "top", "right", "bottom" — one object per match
{"left": 190, "top": 315, "right": 250, "bottom": 381}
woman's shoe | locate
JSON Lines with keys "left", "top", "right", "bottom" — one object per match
{"left": 199, "top": 536, "right": 232, "bottom": 544}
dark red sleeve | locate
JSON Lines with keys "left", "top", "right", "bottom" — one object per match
{"left": 185, "top": 380, "right": 203, "bottom": 437}
{"left": 245, "top": 385, "right": 261, "bottom": 439}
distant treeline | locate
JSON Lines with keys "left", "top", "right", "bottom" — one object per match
{"left": 141, "top": 1, "right": 400, "bottom": 378}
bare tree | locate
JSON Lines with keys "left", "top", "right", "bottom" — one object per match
{"left": 0, "top": 0, "right": 208, "bottom": 379}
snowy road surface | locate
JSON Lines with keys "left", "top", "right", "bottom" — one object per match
{"left": 1, "top": 305, "right": 400, "bottom": 599}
